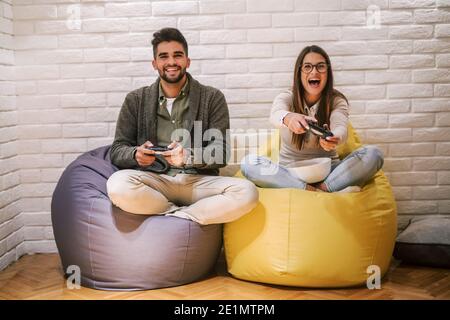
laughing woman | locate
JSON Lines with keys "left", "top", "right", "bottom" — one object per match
{"left": 240, "top": 45, "right": 384, "bottom": 193}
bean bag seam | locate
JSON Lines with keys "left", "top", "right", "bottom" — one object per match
{"left": 87, "top": 196, "right": 100, "bottom": 289}
{"left": 285, "top": 189, "right": 292, "bottom": 276}
{"left": 370, "top": 177, "right": 390, "bottom": 273}
{"left": 396, "top": 242, "right": 450, "bottom": 247}
{"left": 370, "top": 214, "right": 383, "bottom": 269}
{"left": 178, "top": 221, "right": 191, "bottom": 282}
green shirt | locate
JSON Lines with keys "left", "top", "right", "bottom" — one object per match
{"left": 157, "top": 79, "right": 190, "bottom": 146}
{"left": 157, "top": 79, "right": 196, "bottom": 176}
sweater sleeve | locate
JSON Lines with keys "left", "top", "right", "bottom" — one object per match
{"left": 110, "top": 92, "right": 140, "bottom": 169}
{"left": 270, "top": 90, "right": 293, "bottom": 128}
{"left": 330, "top": 97, "right": 349, "bottom": 145}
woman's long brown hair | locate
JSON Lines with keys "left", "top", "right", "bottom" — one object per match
{"left": 291, "top": 45, "right": 348, "bottom": 150}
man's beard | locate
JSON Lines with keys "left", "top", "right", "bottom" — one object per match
{"left": 159, "top": 66, "right": 187, "bottom": 84}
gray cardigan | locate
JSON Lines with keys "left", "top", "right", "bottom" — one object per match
{"left": 110, "top": 73, "right": 230, "bottom": 176}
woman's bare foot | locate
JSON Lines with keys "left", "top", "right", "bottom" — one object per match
{"left": 306, "top": 184, "right": 318, "bottom": 191}
{"left": 305, "top": 182, "right": 329, "bottom": 192}
{"left": 316, "top": 182, "right": 329, "bottom": 192}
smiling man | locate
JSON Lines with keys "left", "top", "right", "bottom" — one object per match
{"left": 106, "top": 28, "right": 258, "bottom": 225}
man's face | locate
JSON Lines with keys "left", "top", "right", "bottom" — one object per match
{"left": 152, "top": 41, "right": 190, "bottom": 84}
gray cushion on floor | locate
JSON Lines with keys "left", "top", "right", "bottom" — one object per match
{"left": 51, "top": 145, "right": 223, "bottom": 291}
{"left": 394, "top": 217, "right": 450, "bottom": 268}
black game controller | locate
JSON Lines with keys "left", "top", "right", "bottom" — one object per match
{"left": 305, "top": 120, "right": 334, "bottom": 139}
{"left": 146, "top": 146, "right": 171, "bottom": 152}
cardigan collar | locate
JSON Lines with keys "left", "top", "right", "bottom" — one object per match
{"left": 146, "top": 72, "right": 201, "bottom": 144}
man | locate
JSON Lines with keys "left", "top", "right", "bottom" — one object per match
{"left": 107, "top": 28, "right": 258, "bottom": 225}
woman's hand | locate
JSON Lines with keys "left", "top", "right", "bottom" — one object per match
{"left": 319, "top": 125, "right": 340, "bottom": 151}
{"left": 283, "top": 113, "right": 317, "bottom": 135}
{"left": 135, "top": 141, "right": 156, "bottom": 167}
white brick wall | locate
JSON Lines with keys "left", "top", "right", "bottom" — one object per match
{"left": 1, "top": 0, "right": 23, "bottom": 271}
{"left": 0, "top": 0, "right": 449, "bottom": 271}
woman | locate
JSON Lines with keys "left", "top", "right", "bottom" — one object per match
{"left": 241, "top": 45, "right": 384, "bottom": 192}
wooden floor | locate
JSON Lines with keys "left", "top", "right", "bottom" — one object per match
{"left": 0, "top": 253, "right": 449, "bottom": 300}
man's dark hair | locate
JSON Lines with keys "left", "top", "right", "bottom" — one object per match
{"left": 151, "top": 28, "right": 188, "bottom": 58}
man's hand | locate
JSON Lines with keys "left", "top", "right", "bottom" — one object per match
{"left": 283, "top": 113, "right": 317, "bottom": 135}
{"left": 161, "top": 141, "right": 190, "bottom": 167}
{"left": 319, "top": 125, "right": 340, "bottom": 151}
{"left": 135, "top": 141, "right": 156, "bottom": 167}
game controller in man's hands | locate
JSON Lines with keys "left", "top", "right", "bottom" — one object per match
{"left": 146, "top": 146, "right": 171, "bottom": 152}
{"left": 305, "top": 120, "right": 334, "bottom": 139}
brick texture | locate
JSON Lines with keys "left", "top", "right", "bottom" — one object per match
{"left": 1, "top": 0, "right": 22, "bottom": 271}
{"left": 1, "top": 0, "right": 449, "bottom": 271}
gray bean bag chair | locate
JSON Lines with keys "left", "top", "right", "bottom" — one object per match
{"left": 51, "top": 146, "right": 223, "bottom": 291}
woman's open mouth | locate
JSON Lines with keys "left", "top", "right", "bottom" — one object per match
{"left": 308, "top": 79, "right": 321, "bottom": 88}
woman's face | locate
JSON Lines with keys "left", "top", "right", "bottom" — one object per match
{"left": 300, "top": 52, "right": 328, "bottom": 102}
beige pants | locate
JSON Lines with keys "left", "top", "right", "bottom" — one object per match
{"left": 106, "top": 169, "right": 259, "bottom": 225}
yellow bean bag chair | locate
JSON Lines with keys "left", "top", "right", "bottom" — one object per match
{"left": 224, "top": 125, "right": 397, "bottom": 288}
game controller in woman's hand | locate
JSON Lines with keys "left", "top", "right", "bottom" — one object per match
{"left": 305, "top": 120, "right": 334, "bottom": 139}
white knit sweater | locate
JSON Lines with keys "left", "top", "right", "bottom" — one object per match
{"left": 270, "top": 89, "right": 349, "bottom": 167}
